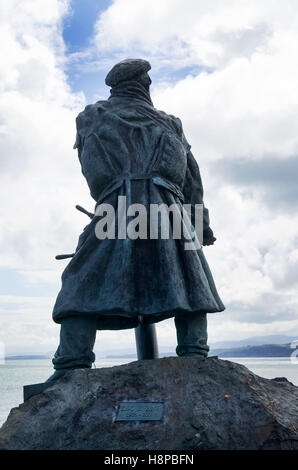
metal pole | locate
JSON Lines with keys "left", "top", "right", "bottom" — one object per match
{"left": 134, "top": 316, "right": 159, "bottom": 360}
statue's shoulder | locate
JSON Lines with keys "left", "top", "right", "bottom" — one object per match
{"left": 155, "top": 109, "right": 183, "bottom": 134}
{"left": 77, "top": 100, "right": 108, "bottom": 118}
{"left": 154, "top": 109, "right": 190, "bottom": 150}
{"left": 75, "top": 100, "right": 110, "bottom": 132}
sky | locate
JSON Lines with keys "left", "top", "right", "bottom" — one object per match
{"left": 1, "top": 0, "right": 298, "bottom": 356}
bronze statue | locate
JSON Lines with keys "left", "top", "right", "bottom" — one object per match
{"left": 46, "top": 59, "right": 224, "bottom": 383}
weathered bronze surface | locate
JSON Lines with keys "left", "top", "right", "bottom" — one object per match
{"left": 52, "top": 58, "right": 224, "bottom": 331}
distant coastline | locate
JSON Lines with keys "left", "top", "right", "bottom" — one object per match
{"left": 5, "top": 355, "right": 50, "bottom": 360}
{"left": 106, "top": 343, "right": 295, "bottom": 359}
{"left": 212, "top": 343, "right": 294, "bottom": 358}
{"left": 4, "top": 342, "right": 297, "bottom": 360}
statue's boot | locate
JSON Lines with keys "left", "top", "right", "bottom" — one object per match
{"left": 175, "top": 312, "right": 209, "bottom": 358}
{"left": 24, "top": 368, "right": 80, "bottom": 402}
{"left": 24, "top": 318, "right": 98, "bottom": 401}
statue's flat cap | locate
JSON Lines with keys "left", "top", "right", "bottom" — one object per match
{"left": 105, "top": 59, "right": 151, "bottom": 87}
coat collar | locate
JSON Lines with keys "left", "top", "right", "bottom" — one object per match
{"left": 108, "top": 80, "right": 153, "bottom": 107}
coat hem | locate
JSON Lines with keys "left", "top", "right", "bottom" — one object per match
{"left": 52, "top": 304, "right": 225, "bottom": 329}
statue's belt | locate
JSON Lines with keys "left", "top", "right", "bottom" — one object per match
{"left": 56, "top": 176, "right": 185, "bottom": 260}
{"left": 95, "top": 175, "right": 185, "bottom": 207}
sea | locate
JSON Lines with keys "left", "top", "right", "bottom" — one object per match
{"left": 0, "top": 357, "right": 297, "bottom": 427}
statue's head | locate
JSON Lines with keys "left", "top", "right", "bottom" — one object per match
{"left": 105, "top": 59, "right": 152, "bottom": 91}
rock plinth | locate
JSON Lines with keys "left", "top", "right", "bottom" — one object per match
{"left": 0, "top": 357, "right": 297, "bottom": 450}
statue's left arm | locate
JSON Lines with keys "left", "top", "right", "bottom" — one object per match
{"left": 176, "top": 118, "right": 216, "bottom": 246}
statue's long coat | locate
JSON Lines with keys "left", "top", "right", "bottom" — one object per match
{"left": 52, "top": 82, "right": 225, "bottom": 328}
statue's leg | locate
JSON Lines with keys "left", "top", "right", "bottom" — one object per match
{"left": 47, "top": 316, "right": 97, "bottom": 382}
{"left": 134, "top": 316, "right": 159, "bottom": 360}
{"left": 175, "top": 312, "right": 209, "bottom": 357}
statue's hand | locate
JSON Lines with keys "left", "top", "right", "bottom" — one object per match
{"left": 203, "top": 227, "right": 216, "bottom": 246}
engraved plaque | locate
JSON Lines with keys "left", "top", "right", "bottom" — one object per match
{"left": 115, "top": 402, "right": 164, "bottom": 421}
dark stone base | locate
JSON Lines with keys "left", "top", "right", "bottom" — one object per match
{"left": 0, "top": 357, "right": 297, "bottom": 450}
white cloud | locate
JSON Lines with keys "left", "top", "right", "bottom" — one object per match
{"left": 94, "top": 0, "right": 298, "bottom": 67}
{"left": 0, "top": 294, "right": 58, "bottom": 354}
{"left": 0, "top": 0, "right": 89, "bottom": 272}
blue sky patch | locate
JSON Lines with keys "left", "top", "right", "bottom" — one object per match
{"left": 63, "top": 0, "right": 112, "bottom": 53}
